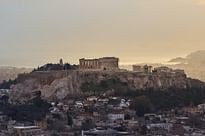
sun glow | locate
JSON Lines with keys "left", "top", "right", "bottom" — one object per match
{"left": 195, "top": 0, "right": 205, "bottom": 5}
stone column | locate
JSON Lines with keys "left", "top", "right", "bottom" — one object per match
{"left": 86, "top": 60, "right": 89, "bottom": 69}
{"left": 79, "top": 59, "right": 84, "bottom": 69}
{"left": 94, "top": 60, "right": 96, "bottom": 69}
{"left": 91, "top": 60, "right": 94, "bottom": 69}
{"left": 88, "top": 60, "right": 90, "bottom": 69}
{"left": 90, "top": 60, "right": 92, "bottom": 69}
{"left": 84, "top": 61, "right": 87, "bottom": 69}
{"left": 82, "top": 60, "right": 85, "bottom": 69}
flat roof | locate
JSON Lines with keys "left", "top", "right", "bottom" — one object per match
{"left": 13, "top": 126, "right": 39, "bottom": 129}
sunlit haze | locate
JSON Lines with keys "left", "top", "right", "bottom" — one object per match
{"left": 1, "top": 0, "right": 205, "bottom": 67}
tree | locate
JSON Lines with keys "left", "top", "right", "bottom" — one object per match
{"left": 0, "top": 79, "right": 16, "bottom": 89}
{"left": 188, "top": 115, "right": 204, "bottom": 128}
{"left": 81, "top": 118, "right": 95, "bottom": 130}
{"left": 80, "top": 78, "right": 129, "bottom": 95}
{"left": 130, "top": 96, "right": 154, "bottom": 117}
{"left": 140, "top": 125, "right": 147, "bottom": 135}
{"left": 124, "top": 114, "right": 131, "bottom": 120}
{"left": 0, "top": 95, "right": 9, "bottom": 105}
{"left": 67, "top": 111, "right": 73, "bottom": 126}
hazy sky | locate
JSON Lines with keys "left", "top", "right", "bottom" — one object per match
{"left": 1, "top": 0, "right": 205, "bottom": 67}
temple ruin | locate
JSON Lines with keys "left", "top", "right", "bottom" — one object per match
{"left": 133, "top": 65, "right": 153, "bottom": 74}
{"left": 79, "top": 57, "right": 119, "bottom": 70}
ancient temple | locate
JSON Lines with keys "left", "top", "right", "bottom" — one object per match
{"left": 79, "top": 57, "right": 119, "bottom": 70}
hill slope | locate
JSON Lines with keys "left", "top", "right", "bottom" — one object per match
{"left": 9, "top": 70, "right": 205, "bottom": 103}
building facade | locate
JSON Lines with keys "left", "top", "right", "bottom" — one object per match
{"left": 13, "top": 126, "right": 42, "bottom": 136}
{"left": 79, "top": 57, "right": 119, "bottom": 71}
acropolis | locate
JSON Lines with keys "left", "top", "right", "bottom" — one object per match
{"left": 79, "top": 57, "right": 119, "bottom": 70}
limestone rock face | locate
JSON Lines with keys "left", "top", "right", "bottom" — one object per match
{"left": 10, "top": 79, "right": 41, "bottom": 103}
{"left": 114, "top": 72, "right": 189, "bottom": 90}
{"left": 9, "top": 70, "right": 201, "bottom": 103}
{"left": 10, "top": 72, "right": 82, "bottom": 103}
{"left": 41, "top": 75, "right": 81, "bottom": 100}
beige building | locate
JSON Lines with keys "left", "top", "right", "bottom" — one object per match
{"left": 79, "top": 57, "right": 119, "bottom": 71}
{"left": 13, "top": 126, "right": 42, "bottom": 136}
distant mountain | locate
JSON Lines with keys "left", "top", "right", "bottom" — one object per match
{"left": 187, "top": 50, "right": 205, "bottom": 61}
{"left": 169, "top": 57, "right": 187, "bottom": 63}
{"left": 0, "top": 66, "right": 32, "bottom": 83}
{"left": 168, "top": 50, "right": 205, "bottom": 81}
{"left": 170, "top": 50, "right": 205, "bottom": 65}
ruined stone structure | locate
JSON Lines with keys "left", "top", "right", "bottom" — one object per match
{"left": 133, "top": 65, "right": 152, "bottom": 74}
{"left": 79, "top": 57, "right": 119, "bottom": 70}
{"left": 153, "top": 66, "right": 186, "bottom": 76}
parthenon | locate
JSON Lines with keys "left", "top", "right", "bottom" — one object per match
{"left": 79, "top": 57, "right": 119, "bottom": 70}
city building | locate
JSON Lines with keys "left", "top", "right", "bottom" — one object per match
{"left": 13, "top": 126, "right": 43, "bottom": 136}
{"left": 108, "top": 113, "right": 125, "bottom": 121}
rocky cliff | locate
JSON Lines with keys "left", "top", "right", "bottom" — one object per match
{"left": 9, "top": 70, "right": 205, "bottom": 103}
